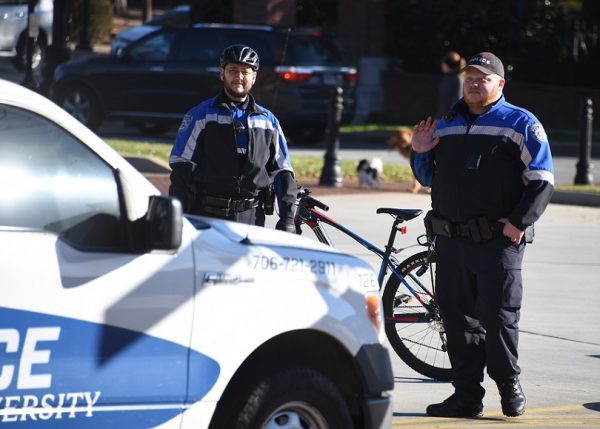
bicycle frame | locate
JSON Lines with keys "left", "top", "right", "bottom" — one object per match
{"left": 297, "top": 204, "right": 434, "bottom": 311}
{"left": 294, "top": 189, "right": 453, "bottom": 380}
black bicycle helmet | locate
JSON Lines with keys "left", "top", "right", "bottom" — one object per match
{"left": 220, "top": 44, "right": 260, "bottom": 70}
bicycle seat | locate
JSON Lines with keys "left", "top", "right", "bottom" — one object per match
{"left": 376, "top": 208, "right": 423, "bottom": 221}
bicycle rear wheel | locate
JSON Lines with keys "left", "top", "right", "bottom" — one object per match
{"left": 382, "top": 251, "right": 452, "bottom": 381}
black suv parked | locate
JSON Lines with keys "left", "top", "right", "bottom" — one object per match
{"left": 51, "top": 23, "right": 357, "bottom": 143}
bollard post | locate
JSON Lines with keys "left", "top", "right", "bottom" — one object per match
{"left": 319, "top": 86, "right": 344, "bottom": 187}
{"left": 574, "top": 98, "right": 594, "bottom": 185}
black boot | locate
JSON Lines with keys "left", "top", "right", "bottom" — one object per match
{"left": 426, "top": 393, "right": 484, "bottom": 418}
{"left": 497, "top": 378, "right": 526, "bottom": 417}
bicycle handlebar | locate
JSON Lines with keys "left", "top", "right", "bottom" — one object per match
{"left": 305, "top": 195, "right": 329, "bottom": 211}
{"left": 296, "top": 187, "right": 329, "bottom": 211}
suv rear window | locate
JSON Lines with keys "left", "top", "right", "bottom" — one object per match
{"left": 173, "top": 28, "right": 277, "bottom": 65}
{"left": 284, "top": 34, "right": 345, "bottom": 66}
{"left": 170, "top": 27, "right": 348, "bottom": 67}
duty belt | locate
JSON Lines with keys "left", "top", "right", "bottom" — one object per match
{"left": 424, "top": 211, "right": 534, "bottom": 244}
{"left": 424, "top": 211, "right": 495, "bottom": 243}
{"left": 201, "top": 194, "right": 259, "bottom": 216}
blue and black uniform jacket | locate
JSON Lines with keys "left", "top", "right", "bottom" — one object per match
{"left": 169, "top": 91, "right": 296, "bottom": 213}
{"left": 411, "top": 95, "right": 554, "bottom": 230}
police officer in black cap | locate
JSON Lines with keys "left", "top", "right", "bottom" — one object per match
{"left": 169, "top": 45, "right": 297, "bottom": 232}
{"left": 411, "top": 52, "right": 554, "bottom": 418}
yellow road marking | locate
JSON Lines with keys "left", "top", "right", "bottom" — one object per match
{"left": 392, "top": 404, "right": 600, "bottom": 428}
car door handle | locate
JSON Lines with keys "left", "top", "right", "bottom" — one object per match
{"left": 149, "top": 66, "right": 165, "bottom": 72}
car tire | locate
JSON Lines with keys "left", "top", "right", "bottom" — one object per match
{"left": 57, "top": 84, "right": 103, "bottom": 131}
{"left": 12, "top": 34, "right": 46, "bottom": 72}
{"left": 228, "top": 366, "right": 353, "bottom": 429}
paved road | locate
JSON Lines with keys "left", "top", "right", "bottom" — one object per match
{"left": 265, "top": 191, "right": 600, "bottom": 428}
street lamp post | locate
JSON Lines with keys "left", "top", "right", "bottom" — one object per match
{"left": 319, "top": 86, "right": 344, "bottom": 187}
{"left": 39, "top": 0, "right": 71, "bottom": 95}
{"left": 574, "top": 98, "right": 594, "bottom": 185}
{"left": 77, "top": 0, "right": 92, "bottom": 51}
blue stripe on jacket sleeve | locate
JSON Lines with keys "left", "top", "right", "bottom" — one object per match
{"left": 410, "top": 151, "right": 434, "bottom": 187}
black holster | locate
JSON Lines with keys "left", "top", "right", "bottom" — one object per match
{"left": 424, "top": 210, "right": 449, "bottom": 242}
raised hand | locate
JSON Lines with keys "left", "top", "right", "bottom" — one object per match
{"left": 411, "top": 117, "right": 440, "bottom": 153}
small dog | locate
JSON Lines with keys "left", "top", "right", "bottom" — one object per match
{"left": 386, "top": 127, "right": 424, "bottom": 193}
{"left": 357, "top": 157, "right": 383, "bottom": 189}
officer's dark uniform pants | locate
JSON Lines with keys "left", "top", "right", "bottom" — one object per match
{"left": 435, "top": 234, "right": 525, "bottom": 402}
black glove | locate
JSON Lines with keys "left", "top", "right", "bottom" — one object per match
{"left": 276, "top": 202, "right": 297, "bottom": 234}
{"left": 276, "top": 217, "right": 296, "bottom": 233}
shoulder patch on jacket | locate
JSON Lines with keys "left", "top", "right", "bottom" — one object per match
{"left": 178, "top": 114, "right": 194, "bottom": 132}
{"left": 529, "top": 123, "right": 548, "bottom": 142}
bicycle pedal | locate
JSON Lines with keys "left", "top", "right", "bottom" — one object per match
{"left": 416, "top": 265, "right": 429, "bottom": 276}
{"left": 394, "top": 294, "right": 412, "bottom": 306}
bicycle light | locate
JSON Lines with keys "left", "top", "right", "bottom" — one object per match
{"left": 365, "top": 292, "right": 382, "bottom": 334}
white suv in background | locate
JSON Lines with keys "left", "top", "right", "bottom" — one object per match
{"left": 0, "top": 0, "right": 52, "bottom": 71}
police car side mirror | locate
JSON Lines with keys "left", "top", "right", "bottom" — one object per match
{"left": 144, "top": 195, "right": 183, "bottom": 251}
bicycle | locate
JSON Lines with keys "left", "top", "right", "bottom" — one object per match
{"left": 294, "top": 187, "right": 452, "bottom": 381}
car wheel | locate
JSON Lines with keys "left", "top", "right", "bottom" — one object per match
{"left": 232, "top": 367, "right": 353, "bottom": 429}
{"left": 57, "top": 84, "right": 103, "bottom": 130}
{"left": 13, "top": 34, "right": 46, "bottom": 71}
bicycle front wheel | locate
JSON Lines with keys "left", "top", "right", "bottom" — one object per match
{"left": 382, "top": 251, "right": 452, "bottom": 381}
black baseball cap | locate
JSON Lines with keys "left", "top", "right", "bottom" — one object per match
{"left": 463, "top": 52, "right": 504, "bottom": 78}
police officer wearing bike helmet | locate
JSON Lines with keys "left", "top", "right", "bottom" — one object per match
{"left": 410, "top": 52, "right": 554, "bottom": 418}
{"left": 169, "top": 44, "right": 297, "bottom": 232}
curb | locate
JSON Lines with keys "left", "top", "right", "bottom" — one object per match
{"left": 551, "top": 191, "right": 600, "bottom": 207}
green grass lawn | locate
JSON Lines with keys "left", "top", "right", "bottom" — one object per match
{"left": 105, "top": 138, "right": 414, "bottom": 182}
{"left": 105, "top": 137, "right": 599, "bottom": 193}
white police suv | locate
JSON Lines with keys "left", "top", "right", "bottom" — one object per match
{"left": 0, "top": 79, "right": 393, "bottom": 428}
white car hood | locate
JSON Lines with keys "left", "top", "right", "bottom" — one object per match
{"left": 186, "top": 215, "right": 339, "bottom": 254}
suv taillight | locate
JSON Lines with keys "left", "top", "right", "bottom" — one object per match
{"left": 344, "top": 71, "right": 358, "bottom": 85}
{"left": 275, "top": 66, "right": 312, "bottom": 83}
